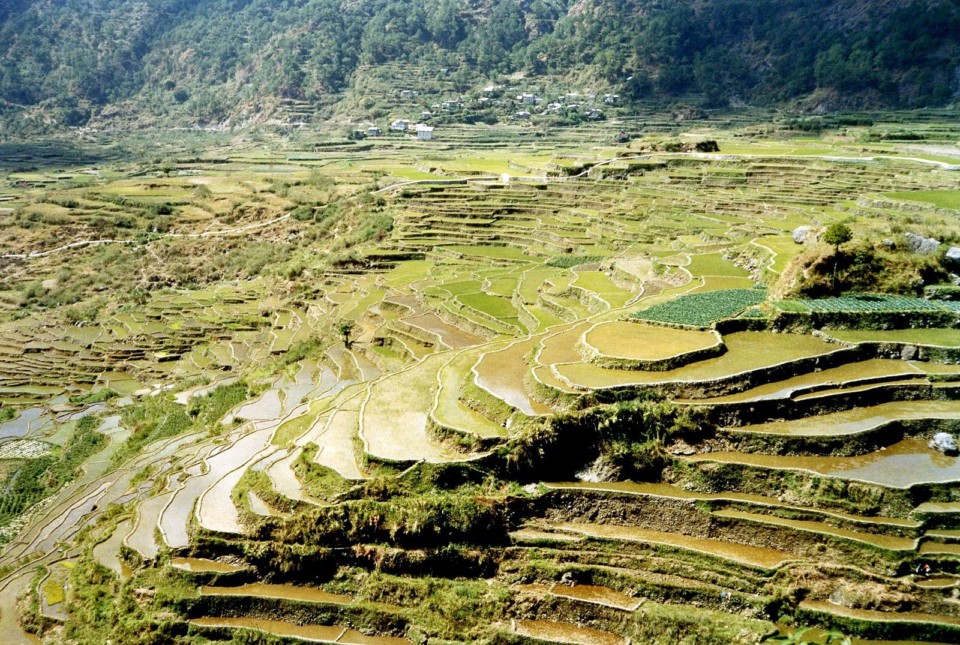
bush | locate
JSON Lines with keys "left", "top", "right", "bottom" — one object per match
{"left": 546, "top": 255, "right": 604, "bottom": 268}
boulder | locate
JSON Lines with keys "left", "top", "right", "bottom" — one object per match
{"left": 930, "top": 432, "right": 958, "bottom": 454}
{"left": 905, "top": 232, "right": 941, "bottom": 255}
{"left": 792, "top": 226, "right": 817, "bottom": 244}
{"left": 945, "top": 246, "right": 960, "bottom": 268}
{"left": 900, "top": 345, "right": 918, "bottom": 361}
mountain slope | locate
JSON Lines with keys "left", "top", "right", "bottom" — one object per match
{"left": 0, "top": 0, "right": 957, "bottom": 130}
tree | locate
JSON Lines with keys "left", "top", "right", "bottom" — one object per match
{"left": 823, "top": 222, "right": 853, "bottom": 292}
{"left": 823, "top": 222, "right": 853, "bottom": 253}
{"left": 337, "top": 321, "right": 355, "bottom": 348}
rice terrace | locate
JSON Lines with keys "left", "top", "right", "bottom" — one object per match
{"left": 1, "top": 1, "right": 960, "bottom": 644}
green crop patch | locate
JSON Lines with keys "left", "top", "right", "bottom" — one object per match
{"left": 887, "top": 190, "right": 960, "bottom": 210}
{"left": 686, "top": 253, "right": 750, "bottom": 278}
{"left": 632, "top": 289, "right": 766, "bottom": 327}
{"left": 778, "top": 294, "right": 948, "bottom": 313}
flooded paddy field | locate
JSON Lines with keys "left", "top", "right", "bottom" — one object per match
{"left": 4, "top": 117, "right": 960, "bottom": 644}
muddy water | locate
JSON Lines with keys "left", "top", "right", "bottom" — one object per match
{"left": 312, "top": 364, "right": 339, "bottom": 397}
{"left": 247, "top": 491, "right": 274, "bottom": 516}
{"left": 404, "top": 313, "right": 485, "bottom": 349}
{"left": 556, "top": 332, "right": 838, "bottom": 389}
{"left": 545, "top": 482, "right": 919, "bottom": 528}
{"left": 713, "top": 509, "right": 916, "bottom": 551}
{"left": 39, "top": 562, "right": 71, "bottom": 621}
{"left": 349, "top": 351, "right": 380, "bottom": 381}
{"left": 550, "top": 584, "right": 643, "bottom": 611}
{"left": 512, "top": 619, "right": 627, "bottom": 645}
{"left": 584, "top": 322, "right": 719, "bottom": 361}
{"left": 189, "top": 617, "right": 410, "bottom": 644}
{"left": 267, "top": 448, "right": 315, "bottom": 504}
{"left": 434, "top": 347, "right": 509, "bottom": 438}
{"left": 196, "top": 429, "right": 273, "bottom": 535}
{"left": 474, "top": 339, "right": 552, "bottom": 416}
{"left": 97, "top": 415, "right": 124, "bottom": 436}
{"left": 775, "top": 624, "right": 951, "bottom": 645}
{"left": 800, "top": 600, "right": 960, "bottom": 627}
{"left": 56, "top": 403, "right": 107, "bottom": 423}
{"left": 233, "top": 388, "right": 283, "bottom": 422}
{"left": 126, "top": 491, "right": 173, "bottom": 559}
{"left": 736, "top": 400, "right": 960, "bottom": 436}
{"left": 915, "top": 576, "right": 958, "bottom": 589}
{"left": 685, "top": 359, "right": 923, "bottom": 404}
{"left": 338, "top": 629, "right": 411, "bottom": 645}
{"left": 509, "top": 528, "right": 585, "bottom": 543}
{"left": 161, "top": 429, "right": 271, "bottom": 546}
{"left": 36, "top": 482, "right": 111, "bottom": 553}
{"left": 915, "top": 501, "right": 960, "bottom": 514}
{"left": 555, "top": 521, "right": 790, "bottom": 569}
{"left": 311, "top": 406, "right": 364, "bottom": 480}
{"left": 539, "top": 323, "right": 591, "bottom": 365}
{"left": 689, "top": 438, "right": 960, "bottom": 488}
{"left": 362, "top": 353, "right": 460, "bottom": 463}
{"left": 919, "top": 541, "right": 960, "bottom": 555}
{"left": 1, "top": 432, "right": 203, "bottom": 566}
{"left": 171, "top": 557, "right": 244, "bottom": 573}
{"left": 793, "top": 378, "right": 932, "bottom": 401}
{"left": 190, "top": 617, "right": 345, "bottom": 642}
{"left": 0, "top": 571, "right": 42, "bottom": 644}
{"left": 326, "top": 345, "right": 356, "bottom": 380}
{"left": 0, "top": 407, "right": 47, "bottom": 440}
{"left": 92, "top": 519, "right": 133, "bottom": 579}
{"left": 201, "top": 583, "right": 351, "bottom": 604}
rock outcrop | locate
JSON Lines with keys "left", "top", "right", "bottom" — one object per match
{"left": 905, "top": 232, "right": 940, "bottom": 255}
{"left": 930, "top": 432, "right": 958, "bottom": 454}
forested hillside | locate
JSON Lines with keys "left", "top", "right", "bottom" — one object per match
{"left": 0, "top": 0, "right": 957, "bottom": 130}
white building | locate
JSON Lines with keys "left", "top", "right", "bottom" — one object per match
{"left": 415, "top": 124, "right": 434, "bottom": 141}
{"left": 390, "top": 119, "right": 410, "bottom": 131}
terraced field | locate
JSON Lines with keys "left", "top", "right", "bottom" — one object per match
{"left": 2, "top": 116, "right": 960, "bottom": 644}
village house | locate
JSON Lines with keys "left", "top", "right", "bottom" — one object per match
{"left": 415, "top": 123, "right": 434, "bottom": 140}
{"left": 390, "top": 119, "right": 410, "bottom": 131}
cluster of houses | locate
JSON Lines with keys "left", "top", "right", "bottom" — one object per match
{"left": 356, "top": 85, "right": 621, "bottom": 137}
{"left": 356, "top": 120, "right": 434, "bottom": 140}
{"left": 480, "top": 87, "right": 615, "bottom": 121}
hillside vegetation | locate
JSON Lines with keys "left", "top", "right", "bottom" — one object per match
{"left": 1, "top": 0, "right": 958, "bottom": 131}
